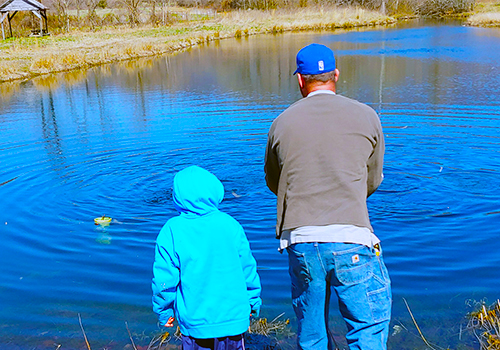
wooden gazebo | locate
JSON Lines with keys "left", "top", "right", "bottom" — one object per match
{"left": 0, "top": 0, "right": 48, "bottom": 40}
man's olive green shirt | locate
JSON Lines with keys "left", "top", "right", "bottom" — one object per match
{"left": 264, "top": 92, "right": 385, "bottom": 239}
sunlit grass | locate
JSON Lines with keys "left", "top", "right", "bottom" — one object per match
{"left": 218, "top": 6, "right": 394, "bottom": 31}
{"left": 467, "top": 299, "right": 500, "bottom": 350}
{"left": 249, "top": 313, "right": 292, "bottom": 337}
{"left": 0, "top": 6, "right": 393, "bottom": 82}
{"left": 466, "top": 11, "right": 500, "bottom": 25}
{"left": 72, "top": 313, "right": 292, "bottom": 350}
{"left": 464, "top": 0, "right": 500, "bottom": 25}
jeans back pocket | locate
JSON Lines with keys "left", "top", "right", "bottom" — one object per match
{"left": 333, "top": 245, "right": 373, "bottom": 285}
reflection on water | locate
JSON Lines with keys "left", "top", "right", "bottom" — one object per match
{"left": 1, "top": 20, "right": 500, "bottom": 349}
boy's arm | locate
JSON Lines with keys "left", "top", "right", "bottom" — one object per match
{"left": 238, "top": 226, "right": 262, "bottom": 317}
{"left": 152, "top": 225, "right": 180, "bottom": 326}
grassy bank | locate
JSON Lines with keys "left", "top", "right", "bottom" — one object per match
{"left": 2, "top": 0, "right": 498, "bottom": 83}
{"left": 466, "top": 0, "right": 500, "bottom": 25}
{"left": 467, "top": 11, "right": 500, "bottom": 25}
{"left": 0, "top": 7, "right": 394, "bottom": 82}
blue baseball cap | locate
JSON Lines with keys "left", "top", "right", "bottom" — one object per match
{"left": 293, "top": 43, "right": 336, "bottom": 75}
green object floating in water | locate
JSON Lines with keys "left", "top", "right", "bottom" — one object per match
{"left": 94, "top": 216, "right": 112, "bottom": 226}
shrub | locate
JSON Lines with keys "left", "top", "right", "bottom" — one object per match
{"left": 417, "top": 0, "right": 474, "bottom": 16}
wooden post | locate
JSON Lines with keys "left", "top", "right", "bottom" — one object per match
{"left": 7, "top": 11, "right": 17, "bottom": 37}
{"left": 0, "top": 12, "right": 7, "bottom": 40}
{"left": 8, "top": 13, "right": 12, "bottom": 37}
{"left": 32, "top": 10, "right": 42, "bottom": 34}
{"left": 42, "top": 10, "right": 47, "bottom": 33}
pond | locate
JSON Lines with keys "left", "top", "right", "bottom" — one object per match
{"left": 1, "top": 19, "right": 500, "bottom": 350}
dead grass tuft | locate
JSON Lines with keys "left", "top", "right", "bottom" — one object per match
{"left": 30, "top": 52, "right": 88, "bottom": 74}
{"left": 467, "top": 299, "right": 500, "bottom": 350}
{"left": 466, "top": 11, "right": 500, "bottom": 25}
{"left": 0, "top": 63, "right": 15, "bottom": 79}
{"left": 30, "top": 55, "right": 57, "bottom": 73}
{"left": 249, "top": 313, "right": 292, "bottom": 337}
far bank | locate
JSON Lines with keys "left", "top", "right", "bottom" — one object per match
{"left": 0, "top": 7, "right": 395, "bottom": 82}
{"left": 1, "top": 0, "right": 500, "bottom": 83}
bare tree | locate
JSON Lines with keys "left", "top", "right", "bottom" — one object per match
{"left": 53, "top": 0, "right": 72, "bottom": 30}
{"left": 74, "top": 0, "right": 84, "bottom": 20}
{"left": 120, "top": 0, "right": 142, "bottom": 25}
{"left": 147, "top": 0, "right": 160, "bottom": 24}
{"left": 85, "top": 0, "right": 101, "bottom": 25}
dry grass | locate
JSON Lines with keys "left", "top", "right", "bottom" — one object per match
{"left": 249, "top": 312, "right": 292, "bottom": 337}
{"left": 466, "top": 11, "right": 500, "bottom": 25}
{"left": 0, "top": 7, "right": 393, "bottom": 82}
{"left": 129, "top": 314, "right": 292, "bottom": 350}
{"left": 467, "top": 300, "right": 500, "bottom": 350}
{"left": 0, "top": 62, "right": 16, "bottom": 78}
{"left": 465, "top": 0, "right": 500, "bottom": 26}
{"left": 473, "top": 0, "right": 500, "bottom": 12}
{"left": 219, "top": 7, "right": 394, "bottom": 31}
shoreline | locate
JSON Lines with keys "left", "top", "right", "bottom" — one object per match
{"left": 466, "top": 12, "right": 500, "bottom": 26}
{"left": 1, "top": 3, "right": 499, "bottom": 84}
{"left": 0, "top": 7, "right": 396, "bottom": 83}
{"left": 466, "top": 0, "right": 500, "bottom": 26}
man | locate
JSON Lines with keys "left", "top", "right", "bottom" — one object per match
{"left": 264, "top": 43, "right": 391, "bottom": 350}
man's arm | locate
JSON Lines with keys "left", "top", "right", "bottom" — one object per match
{"left": 366, "top": 118, "right": 385, "bottom": 197}
{"left": 264, "top": 131, "right": 281, "bottom": 195}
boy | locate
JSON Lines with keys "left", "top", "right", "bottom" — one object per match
{"left": 152, "top": 165, "right": 262, "bottom": 350}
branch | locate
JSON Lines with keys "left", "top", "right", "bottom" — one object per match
{"left": 78, "top": 313, "right": 92, "bottom": 350}
{"left": 403, "top": 298, "right": 444, "bottom": 350}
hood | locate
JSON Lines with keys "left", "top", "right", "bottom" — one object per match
{"left": 173, "top": 165, "right": 224, "bottom": 216}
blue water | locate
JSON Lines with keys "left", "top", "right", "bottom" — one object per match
{"left": 1, "top": 21, "right": 500, "bottom": 349}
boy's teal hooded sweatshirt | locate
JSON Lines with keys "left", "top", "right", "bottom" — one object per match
{"left": 152, "top": 166, "right": 262, "bottom": 339}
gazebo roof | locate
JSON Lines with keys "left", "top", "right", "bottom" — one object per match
{"left": 0, "top": 0, "right": 47, "bottom": 12}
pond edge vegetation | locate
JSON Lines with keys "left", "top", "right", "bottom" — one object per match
{"left": 73, "top": 312, "right": 294, "bottom": 350}
{"left": 1, "top": 0, "right": 499, "bottom": 84}
{"left": 1, "top": 7, "right": 395, "bottom": 82}
{"left": 69, "top": 300, "right": 500, "bottom": 350}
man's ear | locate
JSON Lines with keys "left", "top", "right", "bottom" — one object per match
{"left": 333, "top": 69, "right": 340, "bottom": 83}
{"left": 297, "top": 73, "right": 305, "bottom": 89}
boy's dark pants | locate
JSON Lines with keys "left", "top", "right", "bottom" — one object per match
{"left": 182, "top": 334, "right": 245, "bottom": 350}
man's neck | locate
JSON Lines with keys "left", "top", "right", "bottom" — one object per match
{"left": 302, "top": 82, "right": 336, "bottom": 97}
{"left": 307, "top": 90, "right": 336, "bottom": 97}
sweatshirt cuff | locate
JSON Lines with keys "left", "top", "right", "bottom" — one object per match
{"left": 158, "top": 309, "right": 174, "bottom": 326}
{"left": 251, "top": 299, "right": 262, "bottom": 317}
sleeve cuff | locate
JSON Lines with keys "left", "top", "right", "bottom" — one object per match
{"left": 158, "top": 309, "right": 175, "bottom": 326}
{"left": 251, "top": 299, "right": 262, "bottom": 318}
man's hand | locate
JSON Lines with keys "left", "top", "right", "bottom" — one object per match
{"left": 164, "top": 316, "right": 175, "bottom": 327}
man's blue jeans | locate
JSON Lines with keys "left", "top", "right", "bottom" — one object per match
{"left": 287, "top": 242, "right": 391, "bottom": 350}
